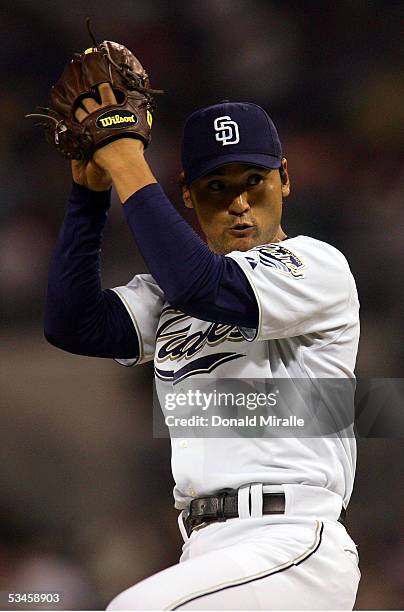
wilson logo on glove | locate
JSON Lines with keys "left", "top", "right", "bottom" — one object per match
{"left": 96, "top": 110, "right": 138, "bottom": 129}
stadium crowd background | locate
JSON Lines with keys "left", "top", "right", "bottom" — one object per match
{"left": 1, "top": 0, "right": 403, "bottom": 609}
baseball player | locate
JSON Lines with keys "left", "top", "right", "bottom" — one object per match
{"left": 36, "top": 40, "right": 360, "bottom": 609}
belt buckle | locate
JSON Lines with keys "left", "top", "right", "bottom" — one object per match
{"left": 182, "top": 506, "right": 194, "bottom": 538}
{"left": 184, "top": 499, "right": 208, "bottom": 537}
{"left": 185, "top": 490, "right": 230, "bottom": 536}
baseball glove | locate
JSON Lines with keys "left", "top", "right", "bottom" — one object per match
{"left": 26, "top": 21, "right": 163, "bottom": 160}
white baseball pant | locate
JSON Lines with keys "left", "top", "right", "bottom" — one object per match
{"left": 107, "top": 484, "right": 360, "bottom": 610}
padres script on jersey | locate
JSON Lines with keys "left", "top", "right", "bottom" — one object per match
{"left": 112, "top": 236, "right": 360, "bottom": 509}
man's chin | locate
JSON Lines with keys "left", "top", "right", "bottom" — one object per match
{"left": 218, "top": 236, "right": 259, "bottom": 255}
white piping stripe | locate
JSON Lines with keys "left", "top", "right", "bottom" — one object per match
{"left": 165, "top": 521, "right": 323, "bottom": 610}
{"left": 110, "top": 288, "right": 143, "bottom": 363}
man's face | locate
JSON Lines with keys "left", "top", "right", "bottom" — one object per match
{"left": 183, "top": 161, "right": 290, "bottom": 254}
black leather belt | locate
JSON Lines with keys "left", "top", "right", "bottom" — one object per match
{"left": 184, "top": 490, "right": 346, "bottom": 537}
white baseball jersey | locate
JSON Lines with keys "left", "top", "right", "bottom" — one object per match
{"left": 112, "top": 235, "right": 360, "bottom": 511}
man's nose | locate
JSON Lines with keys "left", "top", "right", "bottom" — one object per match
{"left": 228, "top": 191, "right": 250, "bottom": 214}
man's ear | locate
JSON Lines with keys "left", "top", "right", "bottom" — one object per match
{"left": 280, "top": 158, "right": 290, "bottom": 198}
{"left": 180, "top": 172, "right": 194, "bottom": 209}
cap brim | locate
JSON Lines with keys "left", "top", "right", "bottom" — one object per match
{"left": 185, "top": 153, "right": 282, "bottom": 185}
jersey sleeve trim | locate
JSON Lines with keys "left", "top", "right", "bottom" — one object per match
{"left": 110, "top": 287, "right": 142, "bottom": 366}
{"left": 225, "top": 253, "right": 261, "bottom": 342}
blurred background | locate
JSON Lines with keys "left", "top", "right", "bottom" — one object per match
{"left": 0, "top": 0, "right": 403, "bottom": 609}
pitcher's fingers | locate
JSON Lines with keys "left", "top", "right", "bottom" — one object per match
{"left": 81, "top": 97, "right": 100, "bottom": 113}
{"left": 98, "top": 82, "right": 117, "bottom": 106}
{"left": 75, "top": 107, "right": 88, "bottom": 122}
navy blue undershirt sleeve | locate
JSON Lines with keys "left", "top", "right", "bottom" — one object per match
{"left": 123, "top": 183, "right": 258, "bottom": 328}
{"left": 44, "top": 182, "right": 139, "bottom": 359}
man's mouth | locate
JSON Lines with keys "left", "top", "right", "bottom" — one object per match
{"left": 228, "top": 223, "right": 255, "bottom": 235}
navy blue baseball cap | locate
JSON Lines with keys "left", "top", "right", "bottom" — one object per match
{"left": 181, "top": 101, "right": 282, "bottom": 185}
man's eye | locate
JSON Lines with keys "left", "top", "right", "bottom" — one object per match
{"left": 207, "top": 180, "right": 225, "bottom": 191}
{"left": 247, "top": 174, "right": 264, "bottom": 186}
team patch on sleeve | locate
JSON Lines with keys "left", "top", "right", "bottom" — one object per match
{"left": 245, "top": 244, "right": 306, "bottom": 279}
